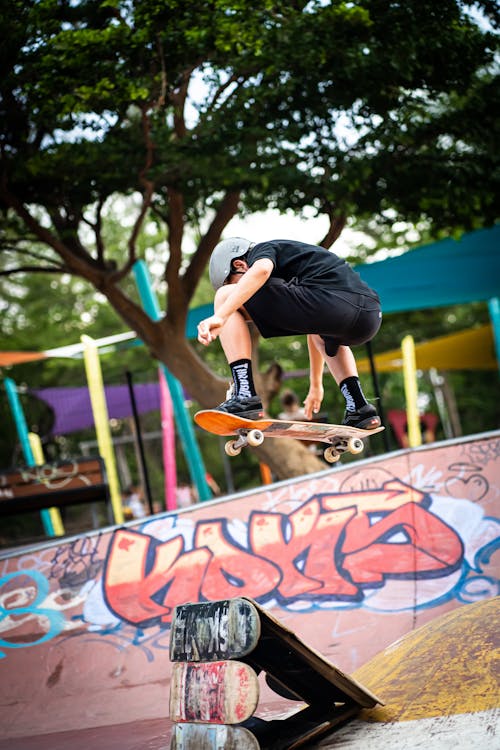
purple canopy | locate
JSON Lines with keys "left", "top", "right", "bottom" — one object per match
{"left": 32, "top": 383, "right": 162, "bottom": 435}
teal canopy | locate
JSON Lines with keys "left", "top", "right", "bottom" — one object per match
{"left": 356, "top": 224, "right": 500, "bottom": 372}
{"left": 356, "top": 225, "right": 499, "bottom": 313}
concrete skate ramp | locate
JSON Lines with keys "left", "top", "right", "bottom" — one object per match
{"left": 0, "top": 431, "right": 499, "bottom": 748}
{"left": 331, "top": 596, "right": 500, "bottom": 748}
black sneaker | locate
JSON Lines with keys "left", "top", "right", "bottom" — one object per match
{"left": 215, "top": 394, "right": 264, "bottom": 419}
{"left": 342, "top": 403, "right": 381, "bottom": 430}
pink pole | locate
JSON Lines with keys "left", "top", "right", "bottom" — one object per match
{"left": 159, "top": 367, "right": 177, "bottom": 510}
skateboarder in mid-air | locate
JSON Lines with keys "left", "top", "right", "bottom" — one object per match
{"left": 197, "top": 237, "right": 383, "bottom": 430}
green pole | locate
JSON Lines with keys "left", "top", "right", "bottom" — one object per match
{"left": 133, "top": 260, "right": 212, "bottom": 502}
{"left": 4, "top": 377, "right": 56, "bottom": 536}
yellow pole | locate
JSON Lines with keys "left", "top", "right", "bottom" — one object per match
{"left": 28, "top": 432, "right": 65, "bottom": 536}
{"left": 401, "top": 335, "right": 422, "bottom": 447}
{"left": 81, "top": 335, "right": 124, "bottom": 523}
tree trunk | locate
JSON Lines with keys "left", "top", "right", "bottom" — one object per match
{"left": 252, "top": 437, "right": 328, "bottom": 479}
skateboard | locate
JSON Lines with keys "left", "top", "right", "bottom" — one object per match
{"left": 194, "top": 410, "right": 384, "bottom": 463}
{"left": 170, "top": 660, "right": 259, "bottom": 724}
{"left": 169, "top": 597, "right": 260, "bottom": 663}
{"left": 170, "top": 598, "right": 383, "bottom": 749}
{"left": 170, "top": 722, "right": 260, "bottom": 750}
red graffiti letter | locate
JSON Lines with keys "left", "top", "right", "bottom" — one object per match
{"left": 104, "top": 529, "right": 210, "bottom": 625}
{"left": 250, "top": 501, "right": 325, "bottom": 598}
{"left": 195, "top": 520, "right": 280, "bottom": 600}
{"left": 342, "top": 503, "right": 463, "bottom": 584}
{"left": 301, "top": 506, "right": 359, "bottom": 597}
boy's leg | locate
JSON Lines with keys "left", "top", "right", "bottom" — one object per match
{"left": 215, "top": 286, "right": 252, "bottom": 362}
{"left": 310, "top": 338, "right": 380, "bottom": 429}
{"left": 212, "top": 287, "right": 263, "bottom": 417}
{"left": 320, "top": 344, "right": 358, "bottom": 382}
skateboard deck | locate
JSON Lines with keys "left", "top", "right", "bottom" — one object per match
{"left": 170, "top": 660, "right": 259, "bottom": 724}
{"left": 170, "top": 597, "right": 383, "bottom": 748}
{"left": 170, "top": 597, "right": 260, "bottom": 663}
{"left": 170, "top": 722, "right": 260, "bottom": 750}
{"left": 194, "top": 410, "right": 384, "bottom": 463}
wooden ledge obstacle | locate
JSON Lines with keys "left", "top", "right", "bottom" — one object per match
{"left": 168, "top": 597, "right": 382, "bottom": 749}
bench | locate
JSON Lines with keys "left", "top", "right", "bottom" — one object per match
{"left": 0, "top": 456, "right": 112, "bottom": 526}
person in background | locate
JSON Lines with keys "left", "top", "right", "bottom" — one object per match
{"left": 278, "top": 389, "right": 308, "bottom": 421}
{"left": 122, "top": 484, "right": 147, "bottom": 520}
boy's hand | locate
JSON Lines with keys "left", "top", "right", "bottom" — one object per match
{"left": 197, "top": 315, "right": 225, "bottom": 345}
{"left": 303, "top": 385, "right": 324, "bottom": 420}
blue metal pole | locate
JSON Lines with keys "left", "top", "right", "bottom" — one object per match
{"left": 4, "top": 377, "right": 55, "bottom": 535}
{"left": 132, "top": 261, "right": 212, "bottom": 502}
{"left": 488, "top": 298, "right": 500, "bottom": 376}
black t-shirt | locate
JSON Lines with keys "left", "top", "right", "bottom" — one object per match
{"left": 247, "top": 239, "right": 378, "bottom": 299}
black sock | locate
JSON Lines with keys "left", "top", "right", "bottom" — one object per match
{"left": 339, "top": 377, "right": 367, "bottom": 411}
{"left": 230, "top": 359, "right": 257, "bottom": 399}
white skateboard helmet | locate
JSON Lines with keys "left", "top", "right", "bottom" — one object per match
{"left": 209, "top": 237, "right": 254, "bottom": 290}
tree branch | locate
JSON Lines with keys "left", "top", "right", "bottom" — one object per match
{"left": 161, "top": 65, "right": 197, "bottom": 329}
{"left": 0, "top": 246, "right": 66, "bottom": 268}
{"left": 109, "top": 108, "right": 155, "bottom": 284}
{"left": 94, "top": 198, "right": 106, "bottom": 263}
{"left": 156, "top": 34, "right": 168, "bottom": 108}
{"left": 81, "top": 197, "right": 105, "bottom": 263}
{"left": 49, "top": 206, "right": 93, "bottom": 260}
{"left": 164, "top": 186, "right": 185, "bottom": 328}
{"left": 0, "top": 264, "right": 67, "bottom": 277}
{"left": 182, "top": 190, "right": 241, "bottom": 300}
{"left": 206, "top": 73, "right": 247, "bottom": 114}
{"left": 170, "top": 65, "right": 195, "bottom": 139}
{"left": 0, "top": 187, "right": 106, "bottom": 282}
{"left": 319, "top": 207, "right": 346, "bottom": 248}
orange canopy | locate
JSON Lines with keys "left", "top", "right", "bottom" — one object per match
{"left": 0, "top": 351, "right": 48, "bottom": 366}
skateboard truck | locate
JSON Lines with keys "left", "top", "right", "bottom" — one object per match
{"left": 224, "top": 428, "right": 265, "bottom": 457}
{"left": 169, "top": 597, "right": 383, "bottom": 749}
{"left": 322, "top": 435, "right": 364, "bottom": 463}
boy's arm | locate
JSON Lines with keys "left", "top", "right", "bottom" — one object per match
{"left": 215, "top": 259, "right": 273, "bottom": 321}
{"left": 304, "top": 335, "right": 325, "bottom": 418}
{"left": 197, "top": 259, "right": 273, "bottom": 345}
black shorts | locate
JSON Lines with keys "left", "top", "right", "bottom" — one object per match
{"left": 244, "top": 278, "right": 382, "bottom": 356}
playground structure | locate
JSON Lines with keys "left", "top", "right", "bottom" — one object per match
{"left": 0, "top": 429, "right": 498, "bottom": 748}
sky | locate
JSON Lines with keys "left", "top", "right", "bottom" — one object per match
{"left": 225, "top": 209, "right": 364, "bottom": 258}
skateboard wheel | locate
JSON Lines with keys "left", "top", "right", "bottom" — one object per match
{"left": 225, "top": 440, "right": 242, "bottom": 457}
{"left": 323, "top": 446, "right": 340, "bottom": 463}
{"left": 247, "top": 429, "right": 264, "bottom": 447}
{"left": 348, "top": 437, "right": 364, "bottom": 454}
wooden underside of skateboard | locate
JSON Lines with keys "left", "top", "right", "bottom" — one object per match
{"left": 170, "top": 660, "right": 259, "bottom": 724}
{"left": 171, "top": 722, "right": 260, "bottom": 750}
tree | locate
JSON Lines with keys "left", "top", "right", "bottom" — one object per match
{"left": 0, "top": 0, "right": 498, "bottom": 478}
